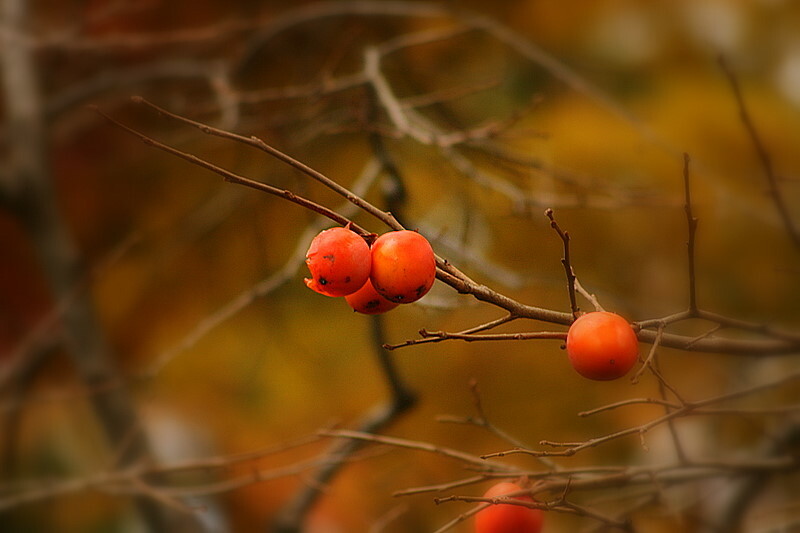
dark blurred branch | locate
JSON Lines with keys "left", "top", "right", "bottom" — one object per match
{"left": 711, "top": 417, "right": 800, "bottom": 532}
{"left": 682, "top": 153, "right": 699, "bottom": 313}
{"left": 270, "top": 406, "right": 414, "bottom": 533}
{"left": 366, "top": 92, "right": 407, "bottom": 226}
{"left": 46, "top": 60, "right": 226, "bottom": 119}
{"left": 270, "top": 107, "right": 416, "bottom": 532}
{"left": 269, "top": 318, "right": 417, "bottom": 533}
{"left": 0, "top": 343, "right": 55, "bottom": 476}
{"left": 0, "top": 1, "right": 164, "bottom": 528}
{"left": 719, "top": 55, "right": 800, "bottom": 250}
{"left": 370, "top": 315, "right": 417, "bottom": 411}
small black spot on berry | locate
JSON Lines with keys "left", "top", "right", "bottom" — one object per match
{"left": 345, "top": 276, "right": 351, "bottom": 283}
{"left": 366, "top": 299, "right": 380, "bottom": 309}
{"left": 323, "top": 254, "right": 335, "bottom": 262}
{"left": 415, "top": 285, "right": 425, "bottom": 296}
{"left": 318, "top": 277, "right": 327, "bottom": 285}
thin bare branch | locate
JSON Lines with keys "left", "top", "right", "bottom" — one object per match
{"left": 384, "top": 314, "right": 518, "bottom": 350}
{"left": 393, "top": 475, "right": 488, "bottom": 497}
{"left": 574, "top": 278, "right": 604, "bottom": 312}
{"left": 418, "top": 329, "right": 567, "bottom": 343}
{"left": 319, "top": 429, "right": 516, "bottom": 473}
{"left": 578, "top": 398, "right": 682, "bottom": 417}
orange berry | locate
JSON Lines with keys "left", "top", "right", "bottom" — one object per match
{"left": 345, "top": 279, "right": 400, "bottom": 315}
{"left": 304, "top": 227, "right": 370, "bottom": 297}
{"left": 475, "top": 482, "right": 543, "bottom": 533}
{"left": 566, "top": 311, "right": 639, "bottom": 380}
{"left": 370, "top": 230, "right": 436, "bottom": 304}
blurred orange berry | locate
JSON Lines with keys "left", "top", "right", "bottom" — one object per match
{"left": 475, "top": 482, "right": 543, "bottom": 533}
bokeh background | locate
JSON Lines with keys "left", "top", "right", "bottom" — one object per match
{"left": 1, "top": 1, "right": 799, "bottom": 531}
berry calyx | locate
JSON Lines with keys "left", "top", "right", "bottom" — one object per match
{"left": 370, "top": 230, "right": 436, "bottom": 304}
{"left": 345, "top": 279, "right": 400, "bottom": 315}
{"left": 304, "top": 227, "right": 371, "bottom": 297}
{"left": 475, "top": 482, "right": 543, "bottom": 533}
{"left": 566, "top": 311, "right": 639, "bottom": 381}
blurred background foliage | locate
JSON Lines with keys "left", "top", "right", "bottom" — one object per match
{"left": 1, "top": 0, "right": 799, "bottom": 531}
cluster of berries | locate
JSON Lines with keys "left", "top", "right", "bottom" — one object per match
{"left": 304, "top": 227, "right": 436, "bottom": 314}
{"left": 305, "top": 228, "right": 639, "bottom": 380}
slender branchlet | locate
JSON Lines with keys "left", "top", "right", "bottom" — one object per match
{"left": 683, "top": 153, "right": 699, "bottom": 313}
{"left": 545, "top": 208, "right": 579, "bottom": 318}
